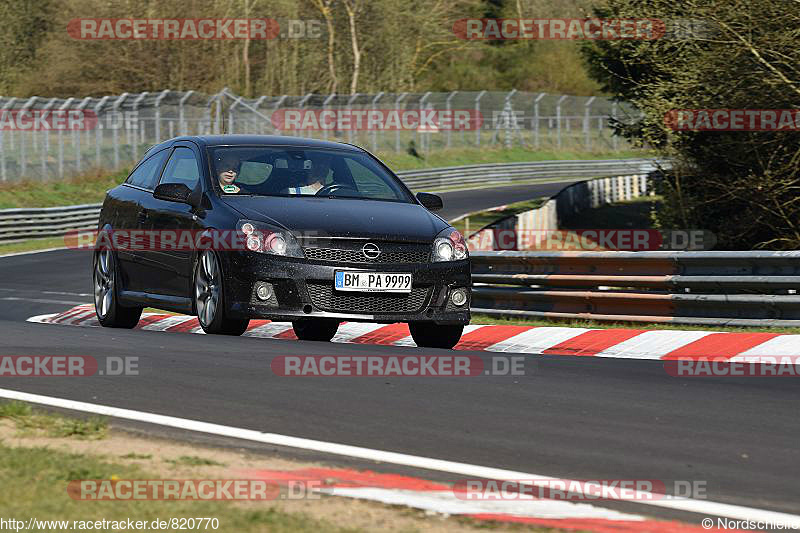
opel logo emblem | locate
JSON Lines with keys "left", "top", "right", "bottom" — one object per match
{"left": 362, "top": 242, "right": 381, "bottom": 260}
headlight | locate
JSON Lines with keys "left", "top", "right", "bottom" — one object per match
{"left": 432, "top": 228, "right": 468, "bottom": 262}
{"left": 237, "top": 219, "right": 303, "bottom": 258}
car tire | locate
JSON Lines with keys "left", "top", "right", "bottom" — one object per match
{"left": 408, "top": 322, "right": 464, "bottom": 349}
{"left": 93, "top": 248, "right": 142, "bottom": 328}
{"left": 292, "top": 318, "right": 340, "bottom": 342}
{"left": 194, "top": 250, "right": 250, "bottom": 335}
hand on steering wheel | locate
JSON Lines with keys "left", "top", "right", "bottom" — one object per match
{"left": 315, "top": 183, "right": 360, "bottom": 197}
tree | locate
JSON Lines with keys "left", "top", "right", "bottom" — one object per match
{"left": 582, "top": 0, "right": 800, "bottom": 249}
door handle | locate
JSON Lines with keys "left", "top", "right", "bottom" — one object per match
{"left": 137, "top": 210, "right": 148, "bottom": 224}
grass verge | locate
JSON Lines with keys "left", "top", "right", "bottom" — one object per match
{"left": 452, "top": 197, "right": 547, "bottom": 234}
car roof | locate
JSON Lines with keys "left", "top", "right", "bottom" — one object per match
{"left": 145, "top": 135, "right": 365, "bottom": 156}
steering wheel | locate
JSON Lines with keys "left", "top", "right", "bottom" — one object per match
{"left": 315, "top": 183, "right": 360, "bottom": 197}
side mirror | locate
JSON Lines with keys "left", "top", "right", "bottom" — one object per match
{"left": 154, "top": 182, "right": 192, "bottom": 204}
{"left": 416, "top": 192, "right": 443, "bottom": 211}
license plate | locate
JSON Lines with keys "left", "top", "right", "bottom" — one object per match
{"left": 334, "top": 271, "right": 412, "bottom": 293}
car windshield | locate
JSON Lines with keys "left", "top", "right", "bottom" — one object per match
{"left": 209, "top": 146, "right": 414, "bottom": 203}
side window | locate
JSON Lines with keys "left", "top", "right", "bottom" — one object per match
{"left": 345, "top": 158, "right": 396, "bottom": 198}
{"left": 160, "top": 147, "right": 200, "bottom": 189}
{"left": 125, "top": 149, "right": 168, "bottom": 190}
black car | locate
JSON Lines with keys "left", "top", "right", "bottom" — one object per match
{"left": 94, "top": 135, "right": 471, "bottom": 348}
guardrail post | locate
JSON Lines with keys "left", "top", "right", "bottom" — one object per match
{"left": 370, "top": 91, "right": 384, "bottom": 152}
{"left": 474, "top": 90, "right": 486, "bottom": 147}
{"left": 556, "top": 95, "right": 568, "bottom": 149}
{"left": 584, "top": 96, "right": 595, "bottom": 151}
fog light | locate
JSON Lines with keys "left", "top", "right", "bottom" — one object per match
{"left": 255, "top": 281, "right": 275, "bottom": 301}
{"left": 450, "top": 287, "right": 468, "bottom": 306}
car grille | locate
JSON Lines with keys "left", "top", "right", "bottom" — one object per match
{"left": 303, "top": 246, "right": 430, "bottom": 264}
{"left": 306, "top": 283, "right": 430, "bottom": 314}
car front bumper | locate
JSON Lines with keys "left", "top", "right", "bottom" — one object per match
{"left": 219, "top": 250, "right": 471, "bottom": 325}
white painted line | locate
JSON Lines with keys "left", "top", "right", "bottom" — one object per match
{"left": 140, "top": 315, "right": 196, "bottom": 332}
{"left": 333, "top": 322, "right": 386, "bottom": 343}
{"left": 243, "top": 322, "right": 294, "bottom": 339}
{"left": 26, "top": 313, "right": 59, "bottom": 324}
{"left": 0, "top": 246, "right": 68, "bottom": 259}
{"left": 326, "top": 487, "right": 643, "bottom": 520}
{"left": 592, "top": 330, "right": 713, "bottom": 360}
{"left": 487, "top": 327, "right": 591, "bottom": 354}
{"left": 0, "top": 388, "right": 797, "bottom": 526}
{"left": 1, "top": 296, "right": 86, "bottom": 306}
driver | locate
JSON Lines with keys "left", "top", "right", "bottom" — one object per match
{"left": 290, "top": 153, "right": 332, "bottom": 195}
{"left": 216, "top": 153, "right": 241, "bottom": 194}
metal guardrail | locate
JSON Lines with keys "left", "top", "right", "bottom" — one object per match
{"left": 398, "top": 158, "right": 662, "bottom": 190}
{"left": 470, "top": 251, "right": 800, "bottom": 327}
{"left": 0, "top": 158, "right": 664, "bottom": 242}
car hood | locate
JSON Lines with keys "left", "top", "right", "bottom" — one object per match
{"left": 220, "top": 195, "right": 449, "bottom": 243}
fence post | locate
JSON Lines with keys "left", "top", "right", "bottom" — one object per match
{"left": 394, "top": 93, "right": 407, "bottom": 152}
{"left": 583, "top": 96, "right": 595, "bottom": 151}
{"left": 419, "top": 92, "right": 431, "bottom": 152}
{"left": 0, "top": 98, "right": 17, "bottom": 181}
{"left": 298, "top": 92, "right": 313, "bottom": 139}
{"left": 474, "top": 90, "right": 486, "bottom": 147}
{"left": 228, "top": 92, "right": 244, "bottom": 135}
{"left": 75, "top": 97, "right": 92, "bottom": 173}
{"left": 322, "top": 93, "right": 336, "bottom": 141}
{"left": 20, "top": 97, "right": 39, "bottom": 178}
{"left": 271, "top": 95, "right": 287, "bottom": 136}
{"left": 253, "top": 95, "right": 267, "bottom": 134}
{"left": 533, "top": 92, "right": 545, "bottom": 149}
{"left": 445, "top": 91, "right": 457, "bottom": 149}
{"left": 111, "top": 93, "right": 128, "bottom": 169}
{"left": 370, "top": 91, "right": 384, "bottom": 152}
{"left": 215, "top": 88, "right": 226, "bottom": 134}
{"left": 347, "top": 93, "right": 360, "bottom": 144}
{"left": 57, "top": 98, "right": 74, "bottom": 179}
{"left": 611, "top": 101, "right": 618, "bottom": 151}
{"left": 131, "top": 92, "right": 148, "bottom": 159}
{"left": 93, "top": 96, "right": 109, "bottom": 169}
{"left": 40, "top": 98, "right": 57, "bottom": 179}
{"left": 178, "top": 90, "right": 194, "bottom": 135}
{"left": 556, "top": 95, "right": 568, "bottom": 149}
{"left": 504, "top": 89, "right": 517, "bottom": 149}
{"left": 154, "top": 90, "right": 170, "bottom": 142}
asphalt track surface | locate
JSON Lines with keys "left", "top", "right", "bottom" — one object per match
{"left": 1, "top": 181, "right": 798, "bottom": 526}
